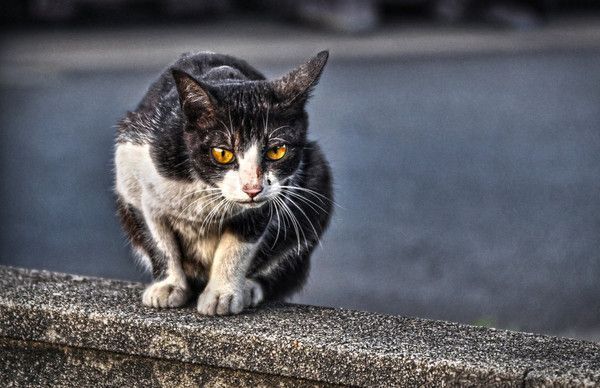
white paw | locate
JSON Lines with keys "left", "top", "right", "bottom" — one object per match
{"left": 197, "top": 284, "right": 244, "bottom": 316}
{"left": 243, "top": 279, "right": 264, "bottom": 308}
{"left": 142, "top": 279, "right": 190, "bottom": 308}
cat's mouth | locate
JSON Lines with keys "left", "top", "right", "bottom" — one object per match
{"left": 235, "top": 199, "right": 267, "bottom": 207}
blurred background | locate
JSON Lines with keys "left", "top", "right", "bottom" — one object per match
{"left": 1, "top": 0, "right": 599, "bottom": 341}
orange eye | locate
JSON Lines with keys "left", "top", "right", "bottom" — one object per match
{"left": 266, "top": 145, "right": 287, "bottom": 161}
{"left": 211, "top": 147, "right": 235, "bottom": 164}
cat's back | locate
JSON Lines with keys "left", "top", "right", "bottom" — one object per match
{"left": 137, "top": 52, "right": 266, "bottom": 113}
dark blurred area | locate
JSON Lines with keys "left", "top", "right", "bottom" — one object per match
{"left": 1, "top": 1, "right": 599, "bottom": 341}
{"left": 3, "top": 0, "right": 600, "bottom": 31}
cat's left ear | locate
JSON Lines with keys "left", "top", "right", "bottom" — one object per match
{"left": 270, "top": 50, "right": 329, "bottom": 106}
{"left": 172, "top": 69, "right": 217, "bottom": 127}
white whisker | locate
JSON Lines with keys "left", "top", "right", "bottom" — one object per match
{"left": 175, "top": 192, "right": 222, "bottom": 222}
{"left": 284, "top": 194, "right": 322, "bottom": 248}
{"left": 263, "top": 106, "right": 270, "bottom": 136}
{"left": 279, "top": 185, "right": 342, "bottom": 208}
{"left": 269, "top": 137, "right": 288, "bottom": 143}
{"left": 275, "top": 196, "right": 306, "bottom": 254}
{"left": 201, "top": 197, "right": 227, "bottom": 231}
{"left": 173, "top": 187, "right": 221, "bottom": 206}
{"left": 217, "top": 200, "right": 229, "bottom": 233}
{"left": 269, "top": 125, "right": 291, "bottom": 138}
{"left": 274, "top": 197, "right": 298, "bottom": 253}
{"left": 281, "top": 188, "right": 328, "bottom": 214}
{"left": 271, "top": 199, "right": 282, "bottom": 249}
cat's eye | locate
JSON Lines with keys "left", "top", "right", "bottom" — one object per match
{"left": 211, "top": 147, "right": 235, "bottom": 164}
{"left": 266, "top": 145, "right": 287, "bottom": 161}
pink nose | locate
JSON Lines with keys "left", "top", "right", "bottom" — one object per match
{"left": 242, "top": 185, "right": 263, "bottom": 199}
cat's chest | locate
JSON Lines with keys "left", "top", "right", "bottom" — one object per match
{"left": 170, "top": 219, "right": 220, "bottom": 268}
{"left": 147, "top": 183, "right": 221, "bottom": 222}
{"left": 115, "top": 142, "right": 223, "bottom": 222}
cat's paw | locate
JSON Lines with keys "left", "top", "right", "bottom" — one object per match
{"left": 243, "top": 278, "right": 264, "bottom": 308}
{"left": 197, "top": 284, "right": 244, "bottom": 316}
{"left": 142, "top": 280, "right": 190, "bottom": 308}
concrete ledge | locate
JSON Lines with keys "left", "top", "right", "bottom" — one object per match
{"left": 0, "top": 337, "right": 324, "bottom": 387}
{"left": 0, "top": 266, "right": 598, "bottom": 386}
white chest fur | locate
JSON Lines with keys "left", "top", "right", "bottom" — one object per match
{"left": 115, "top": 143, "right": 221, "bottom": 221}
{"left": 115, "top": 143, "right": 234, "bottom": 264}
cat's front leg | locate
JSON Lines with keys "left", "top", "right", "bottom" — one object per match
{"left": 141, "top": 207, "right": 191, "bottom": 308}
{"left": 197, "top": 230, "right": 262, "bottom": 315}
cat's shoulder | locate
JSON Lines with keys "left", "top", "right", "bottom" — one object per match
{"left": 300, "top": 141, "right": 333, "bottom": 195}
{"left": 304, "top": 141, "right": 331, "bottom": 172}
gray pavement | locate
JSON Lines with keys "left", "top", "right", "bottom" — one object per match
{"left": 0, "top": 21, "right": 599, "bottom": 339}
{"left": 2, "top": 17, "right": 600, "bottom": 72}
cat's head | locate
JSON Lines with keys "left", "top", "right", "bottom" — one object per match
{"left": 172, "top": 51, "right": 328, "bottom": 208}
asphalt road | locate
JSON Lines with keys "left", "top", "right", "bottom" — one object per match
{"left": 1, "top": 48, "right": 599, "bottom": 338}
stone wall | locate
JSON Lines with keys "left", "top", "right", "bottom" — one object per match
{"left": 0, "top": 266, "right": 598, "bottom": 387}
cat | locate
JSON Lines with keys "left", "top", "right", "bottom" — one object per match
{"left": 114, "top": 51, "right": 333, "bottom": 315}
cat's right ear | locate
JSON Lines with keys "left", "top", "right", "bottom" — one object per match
{"left": 172, "top": 69, "right": 216, "bottom": 128}
{"left": 270, "top": 50, "right": 329, "bottom": 107}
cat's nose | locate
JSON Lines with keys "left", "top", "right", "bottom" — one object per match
{"left": 242, "top": 185, "right": 263, "bottom": 199}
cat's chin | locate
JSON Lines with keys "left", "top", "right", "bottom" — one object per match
{"left": 235, "top": 199, "right": 268, "bottom": 209}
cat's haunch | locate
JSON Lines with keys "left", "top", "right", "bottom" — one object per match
{"left": 114, "top": 51, "right": 333, "bottom": 315}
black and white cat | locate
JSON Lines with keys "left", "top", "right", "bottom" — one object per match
{"left": 114, "top": 51, "right": 333, "bottom": 315}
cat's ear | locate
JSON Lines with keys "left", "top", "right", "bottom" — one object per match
{"left": 172, "top": 69, "right": 217, "bottom": 127}
{"left": 270, "top": 50, "right": 329, "bottom": 106}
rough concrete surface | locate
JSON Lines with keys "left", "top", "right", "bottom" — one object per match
{"left": 0, "top": 338, "right": 333, "bottom": 388}
{"left": 0, "top": 266, "right": 598, "bottom": 387}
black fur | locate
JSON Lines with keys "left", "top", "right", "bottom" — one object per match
{"left": 116, "top": 51, "right": 333, "bottom": 302}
